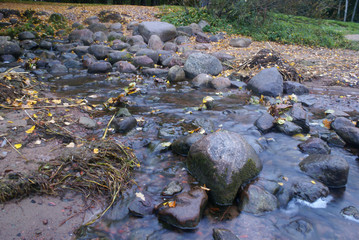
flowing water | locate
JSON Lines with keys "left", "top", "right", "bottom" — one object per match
{"left": 52, "top": 73, "right": 359, "bottom": 239}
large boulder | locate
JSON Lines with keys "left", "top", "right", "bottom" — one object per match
{"left": 0, "top": 41, "right": 21, "bottom": 58}
{"left": 229, "top": 38, "right": 252, "bottom": 48}
{"left": 184, "top": 52, "right": 222, "bottom": 79}
{"left": 187, "top": 131, "right": 262, "bottom": 205}
{"left": 157, "top": 188, "right": 208, "bottom": 229}
{"left": 299, "top": 154, "right": 349, "bottom": 187}
{"left": 331, "top": 117, "right": 359, "bottom": 147}
{"left": 138, "top": 21, "right": 177, "bottom": 43}
{"left": 247, "top": 67, "right": 283, "bottom": 97}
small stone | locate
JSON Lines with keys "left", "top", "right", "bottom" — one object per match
{"left": 162, "top": 181, "right": 183, "bottom": 196}
{"left": 43, "top": 219, "right": 48, "bottom": 225}
{"left": 213, "top": 228, "right": 239, "bottom": 240}
{"left": 79, "top": 116, "right": 96, "bottom": 129}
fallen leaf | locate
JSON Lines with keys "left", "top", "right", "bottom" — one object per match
{"left": 35, "top": 139, "right": 41, "bottom": 145}
{"left": 323, "top": 119, "right": 331, "bottom": 129}
{"left": 325, "top": 109, "right": 335, "bottom": 114}
{"left": 52, "top": 99, "right": 62, "bottom": 104}
{"left": 168, "top": 201, "right": 176, "bottom": 208}
{"left": 66, "top": 142, "right": 75, "bottom": 148}
{"left": 278, "top": 182, "right": 284, "bottom": 186}
{"left": 311, "top": 180, "right": 316, "bottom": 184}
{"left": 93, "top": 148, "right": 99, "bottom": 154}
{"left": 14, "top": 144, "right": 22, "bottom": 149}
{"left": 135, "top": 192, "right": 146, "bottom": 201}
{"left": 26, "top": 125, "right": 36, "bottom": 134}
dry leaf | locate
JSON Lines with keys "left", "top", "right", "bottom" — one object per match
{"left": 26, "top": 125, "right": 36, "bottom": 134}
{"left": 66, "top": 142, "right": 75, "bottom": 148}
{"left": 14, "top": 144, "right": 22, "bottom": 149}
{"left": 93, "top": 148, "right": 99, "bottom": 154}
{"left": 323, "top": 119, "right": 331, "bottom": 129}
{"left": 135, "top": 192, "right": 146, "bottom": 201}
{"left": 168, "top": 201, "right": 176, "bottom": 208}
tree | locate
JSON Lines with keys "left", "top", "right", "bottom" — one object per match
{"left": 352, "top": 0, "right": 359, "bottom": 21}
{"left": 344, "top": 0, "right": 349, "bottom": 21}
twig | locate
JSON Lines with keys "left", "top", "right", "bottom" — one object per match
{"left": 0, "top": 104, "right": 83, "bottom": 109}
{"left": 24, "top": 110, "right": 36, "bottom": 123}
{"left": 59, "top": 204, "right": 93, "bottom": 227}
{"left": 3, "top": 137, "right": 28, "bottom": 161}
{"left": 220, "top": 206, "right": 231, "bottom": 221}
{"left": 102, "top": 113, "right": 116, "bottom": 140}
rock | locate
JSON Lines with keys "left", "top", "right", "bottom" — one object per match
{"left": 64, "top": 59, "right": 82, "bottom": 69}
{"left": 88, "top": 22, "right": 107, "bottom": 33}
{"left": 198, "top": 20, "right": 209, "bottom": 29}
{"left": 88, "top": 44, "right": 111, "bottom": 60}
{"left": 49, "top": 64, "right": 68, "bottom": 75}
{"left": 79, "top": 116, "right": 96, "bottom": 129}
{"left": 112, "top": 116, "right": 137, "bottom": 134}
{"left": 162, "top": 56, "right": 184, "bottom": 68}
{"left": 135, "top": 49, "right": 158, "bottom": 63}
{"left": 0, "top": 55, "right": 16, "bottom": 63}
{"left": 184, "top": 52, "right": 222, "bottom": 79}
{"left": 196, "top": 32, "right": 211, "bottom": 43}
{"left": 341, "top": 206, "right": 359, "bottom": 220}
{"left": 128, "top": 191, "right": 154, "bottom": 217}
{"left": 0, "top": 41, "right": 21, "bottom": 58}
{"left": 108, "top": 51, "right": 133, "bottom": 64}
{"left": 163, "top": 42, "right": 178, "bottom": 52}
{"left": 18, "top": 31, "right": 36, "bottom": 40}
{"left": 168, "top": 65, "right": 186, "bottom": 82}
{"left": 331, "top": 117, "right": 359, "bottom": 147}
{"left": 162, "top": 181, "right": 183, "bottom": 196}
{"left": 133, "top": 55, "right": 154, "bottom": 68}
{"left": 175, "top": 35, "right": 190, "bottom": 45}
{"left": 298, "top": 137, "right": 331, "bottom": 154}
{"left": 20, "top": 40, "right": 38, "bottom": 50}
{"left": 172, "top": 133, "right": 203, "bottom": 156}
{"left": 116, "top": 108, "right": 132, "bottom": 117}
{"left": 111, "top": 41, "right": 130, "bottom": 51}
{"left": 39, "top": 40, "right": 52, "bottom": 50}
{"left": 127, "top": 35, "right": 145, "bottom": 46}
{"left": 283, "top": 219, "right": 315, "bottom": 239}
{"left": 213, "top": 229, "right": 239, "bottom": 240}
{"left": 113, "top": 61, "right": 136, "bottom": 73}
{"left": 255, "top": 112, "right": 275, "bottom": 133}
{"left": 142, "top": 68, "right": 169, "bottom": 78}
{"left": 0, "top": 13, "right": 3, "bottom": 20}
{"left": 277, "top": 121, "right": 303, "bottom": 136}
{"left": 187, "top": 131, "right": 262, "bottom": 205}
{"left": 157, "top": 188, "right": 208, "bottom": 229}
{"left": 189, "top": 23, "right": 203, "bottom": 35}
{"left": 229, "top": 38, "right": 252, "bottom": 48}
{"left": 138, "top": 21, "right": 177, "bottom": 43}
{"left": 68, "top": 29, "right": 94, "bottom": 45}
{"left": 107, "top": 31, "right": 123, "bottom": 41}
{"left": 211, "top": 52, "right": 235, "bottom": 62}
{"left": 247, "top": 67, "right": 283, "bottom": 97}
{"left": 158, "top": 50, "right": 173, "bottom": 64}
{"left": 72, "top": 22, "right": 82, "bottom": 29}
{"left": 110, "top": 22, "right": 122, "bottom": 32}
{"left": 49, "top": 13, "right": 65, "bottom": 23}
{"left": 127, "top": 21, "right": 139, "bottom": 30}
{"left": 289, "top": 103, "right": 310, "bottom": 133}
{"left": 99, "top": 10, "right": 122, "bottom": 22}
{"left": 283, "top": 81, "right": 309, "bottom": 95}
{"left": 299, "top": 154, "right": 349, "bottom": 187}
{"left": 239, "top": 185, "right": 278, "bottom": 214}
{"left": 326, "top": 132, "right": 346, "bottom": 147}
{"left": 210, "top": 77, "right": 231, "bottom": 90}
{"left": 148, "top": 35, "right": 164, "bottom": 50}
{"left": 73, "top": 46, "right": 89, "bottom": 57}
{"left": 83, "top": 16, "right": 99, "bottom": 25}
{"left": 55, "top": 43, "right": 75, "bottom": 53}
{"left": 93, "top": 31, "right": 107, "bottom": 42}
{"left": 88, "top": 61, "right": 112, "bottom": 73}
{"left": 177, "top": 26, "right": 193, "bottom": 36}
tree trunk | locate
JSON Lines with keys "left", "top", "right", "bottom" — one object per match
{"left": 352, "top": 0, "right": 359, "bottom": 22}
{"left": 344, "top": 0, "right": 349, "bottom": 21}
{"left": 338, "top": 0, "right": 342, "bottom": 19}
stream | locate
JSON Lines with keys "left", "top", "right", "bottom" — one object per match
{"left": 52, "top": 72, "right": 359, "bottom": 239}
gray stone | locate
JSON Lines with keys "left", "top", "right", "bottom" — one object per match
{"left": 184, "top": 52, "right": 222, "bottom": 79}
{"left": 73, "top": 46, "right": 89, "bottom": 57}
{"left": 198, "top": 20, "right": 209, "bottom": 29}
{"left": 0, "top": 55, "right": 16, "bottom": 63}
{"left": 88, "top": 23, "right": 107, "bottom": 33}
{"left": 68, "top": 29, "right": 94, "bottom": 45}
{"left": 213, "top": 229, "right": 239, "bottom": 240}
{"left": 93, "top": 31, "right": 107, "bottom": 42}
{"left": 127, "top": 21, "right": 139, "bottom": 30}
{"left": 142, "top": 68, "right": 169, "bottom": 78}
{"left": 107, "top": 31, "right": 123, "bottom": 41}
{"left": 82, "top": 54, "right": 96, "bottom": 68}
{"left": 148, "top": 34, "right": 164, "bottom": 50}
{"left": 331, "top": 117, "right": 359, "bottom": 147}
{"left": 163, "top": 42, "right": 178, "bottom": 52}
{"left": 111, "top": 41, "right": 130, "bottom": 51}
{"left": 290, "top": 103, "right": 310, "bottom": 133}
{"left": 299, "top": 154, "right": 349, "bottom": 187}
{"left": 113, "top": 61, "right": 136, "bottom": 73}
{"left": 277, "top": 121, "right": 303, "bottom": 136}
{"left": 177, "top": 26, "right": 193, "bottom": 36}
{"left": 79, "top": 116, "right": 96, "bottom": 129}
{"left": 18, "top": 31, "right": 36, "bottom": 40}
{"left": 54, "top": 43, "right": 74, "bottom": 53}
{"left": 84, "top": 16, "right": 99, "bottom": 25}
{"left": 128, "top": 191, "right": 154, "bottom": 217}
{"left": 283, "top": 81, "right": 309, "bottom": 95}
{"left": 127, "top": 35, "right": 145, "bottom": 46}
{"left": 210, "top": 77, "right": 231, "bottom": 90}
{"left": 139, "top": 21, "right": 177, "bottom": 43}
{"left": 20, "top": 40, "right": 38, "bottom": 50}
{"left": 157, "top": 188, "right": 208, "bottom": 229}
{"left": 0, "top": 41, "right": 21, "bottom": 58}
{"left": 162, "top": 181, "right": 183, "bottom": 196}
{"left": 192, "top": 74, "right": 213, "bottom": 88}
{"left": 64, "top": 59, "right": 82, "bottom": 69}
{"left": 175, "top": 35, "right": 190, "bottom": 45}
{"left": 211, "top": 52, "right": 235, "bottom": 62}
{"left": 49, "top": 64, "right": 68, "bottom": 75}
{"left": 88, "top": 44, "right": 111, "bottom": 60}
{"left": 229, "top": 38, "right": 252, "bottom": 48}
{"left": 255, "top": 112, "right": 275, "bottom": 133}
{"left": 196, "top": 32, "right": 210, "bottom": 43}
{"left": 247, "top": 67, "right": 283, "bottom": 97}
{"left": 135, "top": 48, "right": 158, "bottom": 63}
{"left": 172, "top": 133, "right": 203, "bottom": 156}
{"left": 39, "top": 40, "right": 52, "bottom": 50}
{"left": 110, "top": 22, "right": 122, "bottom": 32}
{"left": 341, "top": 206, "right": 359, "bottom": 220}
{"left": 108, "top": 51, "right": 133, "bottom": 64}
{"left": 188, "top": 131, "right": 262, "bottom": 205}
{"left": 298, "top": 137, "right": 331, "bottom": 154}
{"left": 116, "top": 108, "right": 132, "bottom": 117}
{"left": 188, "top": 23, "right": 203, "bottom": 35}
{"left": 88, "top": 61, "right": 112, "bottom": 73}
{"left": 168, "top": 65, "right": 186, "bottom": 82}
{"left": 133, "top": 55, "right": 154, "bottom": 68}
{"left": 112, "top": 116, "right": 137, "bottom": 134}
{"left": 49, "top": 13, "right": 65, "bottom": 23}
{"left": 240, "top": 185, "right": 278, "bottom": 214}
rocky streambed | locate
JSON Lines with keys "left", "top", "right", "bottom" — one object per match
{"left": 0, "top": 6, "right": 359, "bottom": 240}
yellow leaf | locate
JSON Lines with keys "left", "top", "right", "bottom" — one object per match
{"left": 52, "top": 99, "right": 62, "bottom": 104}
{"left": 48, "top": 112, "right": 52, "bottom": 117}
{"left": 278, "top": 182, "right": 284, "bottom": 186}
{"left": 14, "top": 144, "right": 22, "bottom": 149}
{"left": 26, "top": 125, "right": 36, "bottom": 134}
{"left": 311, "top": 180, "right": 316, "bottom": 184}
{"left": 168, "top": 201, "right": 176, "bottom": 208}
{"left": 33, "top": 114, "right": 38, "bottom": 119}
{"left": 8, "top": 121, "right": 13, "bottom": 123}
{"left": 136, "top": 163, "right": 141, "bottom": 168}
{"left": 93, "top": 148, "right": 99, "bottom": 154}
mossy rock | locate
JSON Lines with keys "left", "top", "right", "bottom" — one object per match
{"left": 49, "top": 13, "right": 66, "bottom": 23}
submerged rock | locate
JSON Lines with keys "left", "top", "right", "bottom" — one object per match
{"left": 299, "top": 154, "right": 349, "bottom": 187}
{"left": 187, "top": 131, "right": 262, "bottom": 205}
{"left": 239, "top": 184, "right": 278, "bottom": 214}
{"left": 277, "top": 121, "right": 303, "bottom": 136}
{"left": 161, "top": 181, "right": 183, "bottom": 196}
{"left": 341, "top": 206, "right": 359, "bottom": 220}
{"left": 128, "top": 191, "right": 154, "bottom": 217}
{"left": 213, "top": 228, "right": 239, "bottom": 240}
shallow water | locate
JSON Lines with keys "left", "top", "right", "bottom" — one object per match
{"left": 52, "top": 74, "right": 359, "bottom": 239}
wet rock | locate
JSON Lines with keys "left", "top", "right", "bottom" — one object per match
{"left": 88, "top": 22, "right": 107, "bottom": 33}
{"left": 192, "top": 118, "right": 215, "bottom": 133}
{"left": 163, "top": 42, "right": 178, "bottom": 52}
{"left": 290, "top": 103, "right": 310, "bottom": 133}
{"left": 0, "top": 41, "right": 22, "bottom": 58}
{"left": 64, "top": 59, "right": 82, "bottom": 70}
{"left": 247, "top": 67, "right": 283, "bottom": 97}
{"left": 299, "top": 154, "right": 349, "bottom": 187}
{"left": 49, "top": 64, "right": 68, "bottom": 75}
{"left": 162, "top": 181, "right": 183, "bottom": 196}
{"left": 88, "top": 44, "right": 111, "bottom": 60}
{"left": 157, "top": 188, "right": 208, "bottom": 229}
{"left": 116, "top": 108, "right": 131, "bottom": 117}
{"left": 108, "top": 51, "right": 133, "bottom": 64}
{"left": 39, "top": 40, "right": 52, "bottom": 50}
{"left": 133, "top": 55, "right": 154, "bottom": 68}
{"left": 68, "top": 29, "right": 94, "bottom": 45}
{"left": 210, "top": 77, "right": 231, "bottom": 90}
{"left": 172, "top": 133, "right": 203, "bottom": 156}
{"left": 135, "top": 48, "right": 158, "bottom": 63}
{"left": 341, "top": 206, "right": 359, "bottom": 220}
{"left": 18, "top": 31, "right": 36, "bottom": 40}
{"left": 331, "top": 117, "right": 359, "bottom": 147}
{"left": 184, "top": 52, "right": 222, "bottom": 79}
{"left": 128, "top": 191, "right": 154, "bottom": 217}
{"left": 113, "top": 61, "right": 136, "bottom": 73}
{"left": 88, "top": 61, "right": 112, "bottom": 73}
{"left": 283, "top": 81, "right": 309, "bottom": 95}
{"left": 256, "top": 178, "right": 281, "bottom": 195}
{"left": 142, "top": 68, "right": 169, "bottom": 78}
{"left": 139, "top": 21, "right": 177, "bottom": 42}
{"left": 73, "top": 46, "right": 89, "bottom": 57}
{"left": 283, "top": 218, "right": 315, "bottom": 239}
{"left": 298, "top": 137, "right": 331, "bottom": 154}
{"left": 110, "top": 22, "right": 122, "bottom": 32}
{"left": 168, "top": 65, "right": 186, "bottom": 82}
{"left": 112, "top": 116, "right": 137, "bottom": 134}
{"left": 213, "top": 228, "right": 239, "bottom": 240}
{"left": 326, "top": 132, "right": 346, "bottom": 147}
{"left": 79, "top": 116, "right": 96, "bottom": 129}
{"left": 188, "top": 131, "right": 262, "bottom": 205}
{"left": 255, "top": 112, "right": 275, "bottom": 133}
{"left": 229, "top": 38, "right": 252, "bottom": 48}
{"left": 277, "top": 121, "right": 303, "bottom": 136}
{"left": 148, "top": 34, "right": 164, "bottom": 50}
{"left": 196, "top": 32, "right": 211, "bottom": 43}
{"left": 93, "top": 31, "right": 107, "bottom": 42}
{"left": 239, "top": 185, "right": 278, "bottom": 214}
